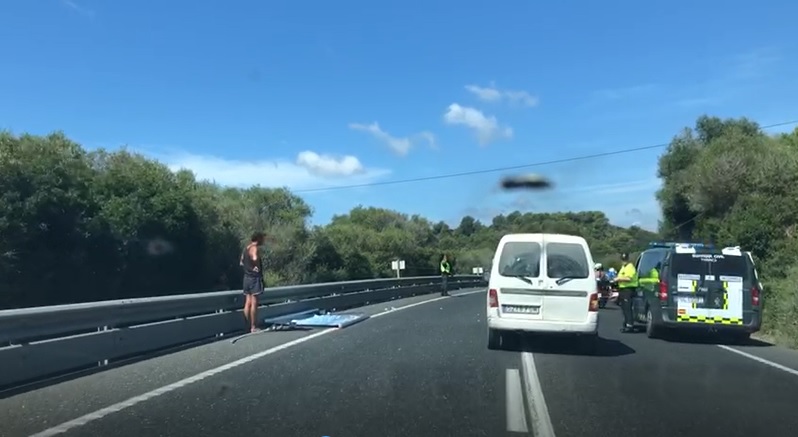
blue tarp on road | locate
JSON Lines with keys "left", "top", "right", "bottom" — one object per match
{"left": 291, "top": 313, "right": 370, "bottom": 328}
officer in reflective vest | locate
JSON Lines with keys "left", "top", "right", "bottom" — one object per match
{"left": 637, "top": 263, "right": 660, "bottom": 291}
{"left": 616, "top": 252, "right": 638, "bottom": 333}
{"left": 440, "top": 254, "right": 451, "bottom": 296}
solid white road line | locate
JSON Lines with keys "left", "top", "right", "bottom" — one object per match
{"left": 30, "top": 287, "right": 486, "bottom": 437}
{"left": 521, "top": 352, "right": 556, "bottom": 437}
{"left": 505, "top": 368, "right": 530, "bottom": 433}
{"left": 717, "top": 345, "right": 798, "bottom": 377}
{"left": 370, "top": 288, "right": 484, "bottom": 318}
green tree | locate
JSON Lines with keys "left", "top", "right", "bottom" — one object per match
{"left": 656, "top": 115, "right": 798, "bottom": 347}
{"left": 0, "top": 130, "right": 660, "bottom": 313}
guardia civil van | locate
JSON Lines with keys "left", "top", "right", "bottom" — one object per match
{"left": 634, "top": 242, "right": 763, "bottom": 341}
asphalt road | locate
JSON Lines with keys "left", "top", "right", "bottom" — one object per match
{"left": 4, "top": 289, "right": 798, "bottom": 437}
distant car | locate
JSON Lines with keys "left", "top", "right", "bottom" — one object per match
{"left": 635, "top": 242, "right": 763, "bottom": 341}
{"left": 486, "top": 233, "right": 599, "bottom": 353}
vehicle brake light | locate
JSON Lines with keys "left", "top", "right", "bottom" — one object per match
{"left": 589, "top": 293, "right": 599, "bottom": 312}
{"left": 658, "top": 281, "right": 668, "bottom": 302}
{"left": 488, "top": 288, "right": 498, "bottom": 308}
{"left": 751, "top": 286, "right": 760, "bottom": 306}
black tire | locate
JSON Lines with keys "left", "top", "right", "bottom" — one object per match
{"left": 730, "top": 331, "right": 751, "bottom": 345}
{"left": 488, "top": 328, "right": 503, "bottom": 350}
{"left": 646, "top": 308, "right": 660, "bottom": 339}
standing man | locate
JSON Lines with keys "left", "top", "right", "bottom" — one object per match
{"left": 440, "top": 254, "right": 451, "bottom": 297}
{"left": 616, "top": 252, "right": 638, "bottom": 333}
{"left": 240, "top": 232, "right": 265, "bottom": 333}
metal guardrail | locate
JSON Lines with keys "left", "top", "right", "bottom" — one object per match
{"left": 0, "top": 275, "right": 485, "bottom": 390}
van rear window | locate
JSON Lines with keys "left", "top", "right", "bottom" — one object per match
{"left": 498, "top": 242, "right": 541, "bottom": 278}
{"left": 671, "top": 253, "right": 747, "bottom": 277}
{"left": 546, "top": 242, "right": 590, "bottom": 279}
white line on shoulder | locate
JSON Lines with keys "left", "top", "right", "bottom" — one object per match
{"left": 371, "top": 288, "right": 484, "bottom": 318}
{"left": 30, "top": 288, "right": 484, "bottom": 436}
{"left": 717, "top": 345, "right": 798, "bottom": 377}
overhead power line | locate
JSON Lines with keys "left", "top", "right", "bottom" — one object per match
{"left": 293, "top": 119, "right": 798, "bottom": 194}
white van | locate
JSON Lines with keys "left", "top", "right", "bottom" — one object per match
{"left": 486, "top": 233, "right": 599, "bottom": 351}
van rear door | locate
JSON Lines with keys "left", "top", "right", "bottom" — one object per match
{"left": 671, "top": 253, "right": 747, "bottom": 324}
{"left": 492, "top": 240, "right": 545, "bottom": 320}
{"left": 541, "top": 241, "right": 594, "bottom": 322}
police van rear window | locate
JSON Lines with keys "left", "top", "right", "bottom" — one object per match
{"left": 671, "top": 253, "right": 747, "bottom": 276}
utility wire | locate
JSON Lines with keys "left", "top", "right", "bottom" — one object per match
{"left": 293, "top": 119, "right": 798, "bottom": 194}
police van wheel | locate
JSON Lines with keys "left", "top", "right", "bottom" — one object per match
{"left": 646, "top": 309, "right": 660, "bottom": 339}
{"left": 487, "top": 328, "right": 503, "bottom": 350}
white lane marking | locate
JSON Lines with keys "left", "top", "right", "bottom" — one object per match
{"left": 30, "top": 288, "right": 485, "bottom": 437}
{"left": 505, "top": 368, "right": 530, "bottom": 433}
{"left": 717, "top": 345, "right": 798, "bottom": 377}
{"left": 521, "top": 352, "right": 556, "bottom": 437}
{"left": 28, "top": 328, "right": 337, "bottom": 437}
{"left": 370, "top": 288, "right": 484, "bottom": 318}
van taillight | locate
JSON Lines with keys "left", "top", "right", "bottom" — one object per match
{"left": 751, "top": 286, "right": 761, "bottom": 306}
{"left": 589, "top": 293, "right": 599, "bottom": 312}
{"left": 658, "top": 281, "right": 668, "bottom": 302}
{"left": 488, "top": 289, "right": 498, "bottom": 308}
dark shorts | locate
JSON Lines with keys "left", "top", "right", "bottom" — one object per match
{"left": 243, "top": 275, "right": 264, "bottom": 296}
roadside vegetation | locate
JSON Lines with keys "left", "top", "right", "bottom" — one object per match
{"left": 0, "top": 132, "right": 651, "bottom": 309}
{"left": 2, "top": 115, "right": 797, "bottom": 349}
{"left": 657, "top": 115, "right": 798, "bottom": 347}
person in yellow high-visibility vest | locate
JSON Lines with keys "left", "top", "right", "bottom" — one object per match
{"left": 440, "top": 254, "right": 452, "bottom": 296}
{"left": 637, "top": 263, "right": 660, "bottom": 290}
{"left": 616, "top": 252, "right": 638, "bottom": 333}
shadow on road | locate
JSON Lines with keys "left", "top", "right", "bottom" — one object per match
{"left": 499, "top": 334, "right": 636, "bottom": 357}
{"left": 660, "top": 331, "right": 773, "bottom": 347}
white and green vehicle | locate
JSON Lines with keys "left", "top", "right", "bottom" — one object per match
{"left": 631, "top": 242, "right": 763, "bottom": 341}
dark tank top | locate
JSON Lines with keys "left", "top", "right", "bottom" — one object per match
{"left": 241, "top": 244, "right": 260, "bottom": 277}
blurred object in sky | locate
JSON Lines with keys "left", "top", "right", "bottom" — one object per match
{"left": 500, "top": 174, "right": 553, "bottom": 190}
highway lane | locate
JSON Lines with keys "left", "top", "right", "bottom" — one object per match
{"left": 6, "top": 290, "right": 798, "bottom": 437}
{"left": 0, "top": 290, "right": 464, "bottom": 437}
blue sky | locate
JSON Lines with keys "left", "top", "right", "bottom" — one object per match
{"left": 2, "top": 0, "right": 798, "bottom": 231}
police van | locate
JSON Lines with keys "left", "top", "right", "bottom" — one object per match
{"left": 634, "top": 242, "right": 763, "bottom": 341}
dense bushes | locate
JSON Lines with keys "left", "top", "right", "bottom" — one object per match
{"left": 6, "top": 116, "right": 798, "bottom": 348}
{"left": 656, "top": 115, "right": 798, "bottom": 347}
{"left": 0, "top": 131, "right": 652, "bottom": 309}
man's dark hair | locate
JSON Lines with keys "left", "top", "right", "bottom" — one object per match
{"left": 250, "top": 232, "right": 266, "bottom": 244}
{"left": 620, "top": 252, "right": 629, "bottom": 261}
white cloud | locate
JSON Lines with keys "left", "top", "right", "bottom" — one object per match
{"left": 443, "top": 103, "right": 513, "bottom": 145}
{"left": 146, "top": 150, "right": 390, "bottom": 191}
{"left": 295, "top": 151, "right": 364, "bottom": 177}
{"left": 348, "top": 122, "right": 414, "bottom": 156}
{"left": 465, "top": 82, "right": 539, "bottom": 107}
{"left": 416, "top": 131, "right": 438, "bottom": 149}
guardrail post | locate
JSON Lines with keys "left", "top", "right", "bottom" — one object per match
{"left": 98, "top": 325, "right": 109, "bottom": 367}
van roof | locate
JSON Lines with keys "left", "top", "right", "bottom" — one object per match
{"left": 498, "top": 233, "right": 588, "bottom": 245}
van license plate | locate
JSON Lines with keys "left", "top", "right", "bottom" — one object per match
{"left": 677, "top": 296, "right": 705, "bottom": 305}
{"left": 502, "top": 305, "right": 540, "bottom": 314}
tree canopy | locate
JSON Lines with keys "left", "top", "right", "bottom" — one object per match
{"left": 657, "top": 115, "right": 798, "bottom": 346}
{"left": 4, "top": 117, "right": 798, "bottom": 348}
{"left": 0, "top": 131, "right": 654, "bottom": 310}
